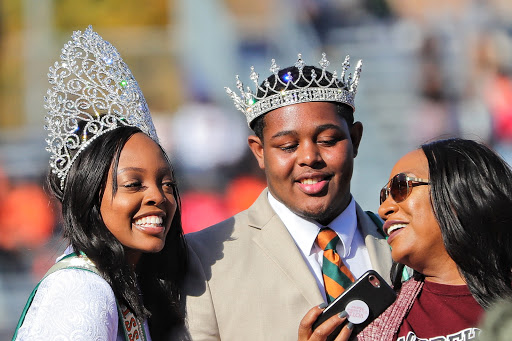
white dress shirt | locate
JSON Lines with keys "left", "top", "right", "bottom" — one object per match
{"left": 268, "top": 192, "right": 373, "bottom": 301}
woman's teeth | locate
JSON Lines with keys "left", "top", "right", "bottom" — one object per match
{"left": 387, "top": 224, "right": 407, "bottom": 236}
{"left": 300, "top": 178, "right": 320, "bottom": 185}
{"left": 134, "top": 215, "right": 163, "bottom": 227}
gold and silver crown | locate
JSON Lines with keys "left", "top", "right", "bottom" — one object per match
{"left": 44, "top": 25, "right": 159, "bottom": 190}
{"left": 225, "top": 53, "right": 362, "bottom": 126}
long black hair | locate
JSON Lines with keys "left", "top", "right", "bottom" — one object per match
{"left": 47, "top": 126, "right": 188, "bottom": 339}
{"left": 251, "top": 65, "right": 355, "bottom": 140}
{"left": 392, "top": 138, "right": 512, "bottom": 309}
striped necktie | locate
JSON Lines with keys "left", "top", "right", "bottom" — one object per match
{"left": 316, "top": 227, "right": 355, "bottom": 303}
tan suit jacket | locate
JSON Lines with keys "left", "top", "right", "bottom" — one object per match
{"left": 178, "top": 189, "right": 392, "bottom": 341}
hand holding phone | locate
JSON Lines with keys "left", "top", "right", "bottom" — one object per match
{"left": 312, "top": 270, "right": 396, "bottom": 341}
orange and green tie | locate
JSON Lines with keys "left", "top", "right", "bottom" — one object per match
{"left": 317, "top": 227, "right": 355, "bottom": 303}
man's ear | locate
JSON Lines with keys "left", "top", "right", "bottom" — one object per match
{"left": 350, "top": 121, "right": 363, "bottom": 158}
{"left": 248, "top": 135, "right": 265, "bottom": 170}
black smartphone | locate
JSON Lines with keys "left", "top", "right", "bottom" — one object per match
{"left": 312, "top": 270, "right": 396, "bottom": 341}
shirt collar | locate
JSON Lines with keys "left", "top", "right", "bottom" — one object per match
{"left": 267, "top": 192, "right": 357, "bottom": 258}
{"left": 326, "top": 198, "right": 357, "bottom": 257}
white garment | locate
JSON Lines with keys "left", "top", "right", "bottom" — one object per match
{"left": 15, "top": 268, "right": 152, "bottom": 341}
{"left": 268, "top": 192, "right": 373, "bottom": 301}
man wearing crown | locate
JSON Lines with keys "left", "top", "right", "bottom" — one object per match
{"left": 176, "top": 54, "right": 392, "bottom": 340}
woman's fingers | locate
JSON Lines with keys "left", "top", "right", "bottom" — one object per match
{"left": 298, "top": 304, "right": 350, "bottom": 341}
{"left": 333, "top": 322, "right": 354, "bottom": 341}
{"left": 298, "top": 304, "right": 326, "bottom": 340}
{"left": 309, "top": 311, "right": 348, "bottom": 340}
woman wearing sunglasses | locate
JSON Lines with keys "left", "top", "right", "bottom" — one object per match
{"left": 355, "top": 137, "right": 512, "bottom": 340}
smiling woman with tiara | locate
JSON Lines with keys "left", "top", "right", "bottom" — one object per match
{"left": 12, "top": 26, "right": 187, "bottom": 341}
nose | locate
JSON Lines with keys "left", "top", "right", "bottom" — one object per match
{"left": 144, "top": 184, "right": 167, "bottom": 206}
{"left": 378, "top": 194, "right": 398, "bottom": 220}
{"left": 297, "top": 141, "right": 323, "bottom": 167}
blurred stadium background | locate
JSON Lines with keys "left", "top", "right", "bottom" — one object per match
{"left": 1, "top": 0, "right": 512, "bottom": 337}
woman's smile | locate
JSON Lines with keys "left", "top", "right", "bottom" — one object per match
{"left": 133, "top": 214, "right": 166, "bottom": 236}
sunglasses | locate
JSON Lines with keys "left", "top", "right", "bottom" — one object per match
{"left": 380, "top": 173, "right": 430, "bottom": 204}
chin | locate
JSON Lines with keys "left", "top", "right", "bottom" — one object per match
{"left": 296, "top": 207, "right": 332, "bottom": 224}
{"left": 144, "top": 243, "right": 165, "bottom": 254}
{"left": 306, "top": 202, "right": 341, "bottom": 221}
{"left": 390, "top": 250, "right": 410, "bottom": 266}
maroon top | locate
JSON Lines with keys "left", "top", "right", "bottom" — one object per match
{"left": 395, "top": 280, "right": 484, "bottom": 341}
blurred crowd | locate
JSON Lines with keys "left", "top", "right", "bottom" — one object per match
{"left": 1, "top": 0, "right": 512, "bottom": 337}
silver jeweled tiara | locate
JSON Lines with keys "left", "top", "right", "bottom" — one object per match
{"left": 44, "top": 25, "right": 159, "bottom": 190}
{"left": 225, "top": 53, "right": 362, "bottom": 126}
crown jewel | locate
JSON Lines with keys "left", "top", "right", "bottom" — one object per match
{"left": 225, "top": 53, "right": 362, "bottom": 126}
{"left": 44, "top": 25, "right": 159, "bottom": 190}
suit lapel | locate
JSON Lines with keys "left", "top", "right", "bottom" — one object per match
{"left": 248, "top": 189, "right": 324, "bottom": 306}
{"left": 356, "top": 204, "right": 393, "bottom": 283}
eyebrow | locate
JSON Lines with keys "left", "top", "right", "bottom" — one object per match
{"left": 270, "top": 130, "right": 296, "bottom": 139}
{"left": 117, "top": 167, "right": 145, "bottom": 174}
{"left": 270, "top": 124, "right": 343, "bottom": 140}
{"left": 316, "top": 123, "right": 344, "bottom": 132}
{"left": 117, "top": 167, "right": 172, "bottom": 175}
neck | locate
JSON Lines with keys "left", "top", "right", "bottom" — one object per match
{"left": 422, "top": 257, "right": 466, "bottom": 285}
{"left": 424, "top": 273, "right": 466, "bottom": 285}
